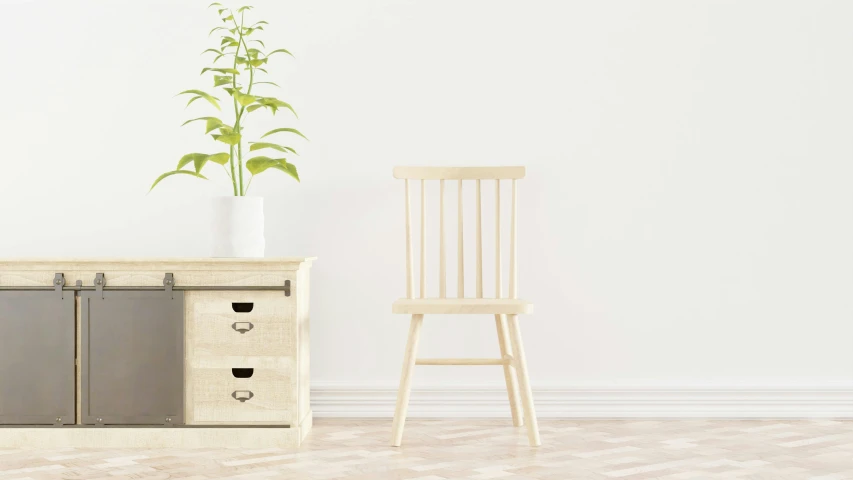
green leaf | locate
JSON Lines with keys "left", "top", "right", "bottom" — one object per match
{"left": 209, "top": 26, "right": 227, "bottom": 36}
{"left": 217, "top": 125, "right": 234, "bottom": 134}
{"left": 235, "top": 56, "right": 247, "bottom": 64}
{"left": 213, "top": 53, "right": 228, "bottom": 63}
{"left": 246, "top": 104, "right": 265, "bottom": 112}
{"left": 247, "top": 48, "right": 262, "bottom": 59}
{"left": 206, "top": 118, "right": 225, "bottom": 133}
{"left": 238, "top": 5, "right": 254, "bottom": 12}
{"left": 253, "top": 81, "right": 280, "bottom": 87}
{"left": 251, "top": 21, "right": 269, "bottom": 27}
{"left": 149, "top": 170, "right": 207, "bottom": 192}
{"left": 247, "top": 143, "right": 299, "bottom": 156}
{"left": 257, "top": 97, "right": 297, "bottom": 117}
{"left": 275, "top": 162, "right": 300, "bottom": 182}
{"left": 218, "top": 8, "right": 227, "bottom": 15}
{"left": 246, "top": 156, "right": 282, "bottom": 175}
{"left": 208, "top": 152, "right": 230, "bottom": 165}
{"left": 185, "top": 96, "right": 202, "bottom": 107}
{"left": 213, "top": 133, "right": 242, "bottom": 145}
{"left": 248, "top": 58, "right": 267, "bottom": 67}
{"left": 233, "top": 92, "right": 257, "bottom": 106}
{"left": 176, "top": 153, "right": 210, "bottom": 173}
{"left": 177, "top": 89, "right": 220, "bottom": 110}
{"left": 222, "top": 14, "right": 234, "bottom": 22}
{"left": 202, "top": 48, "right": 222, "bottom": 56}
{"left": 249, "top": 39, "right": 266, "bottom": 48}
{"left": 176, "top": 153, "right": 209, "bottom": 170}
{"left": 266, "top": 48, "right": 293, "bottom": 58}
{"left": 220, "top": 36, "right": 237, "bottom": 45}
{"left": 208, "top": 2, "right": 222, "bottom": 8}
{"left": 180, "top": 116, "right": 224, "bottom": 134}
{"left": 261, "top": 127, "right": 308, "bottom": 140}
{"left": 214, "top": 75, "right": 232, "bottom": 87}
{"left": 201, "top": 67, "right": 240, "bottom": 75}
{"left": 248, "top": 142, "right": 291, "bottom": 153}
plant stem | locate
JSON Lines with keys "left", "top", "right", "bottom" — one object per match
{"left": 231, "top": 11, "right": 247, "bottom": 196}
{"left": 228, "top": 145, "right": 238, "bottom": 195}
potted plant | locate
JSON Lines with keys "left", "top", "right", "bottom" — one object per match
{"left": 150, "top": 3, "right": 307, "bottom": 258}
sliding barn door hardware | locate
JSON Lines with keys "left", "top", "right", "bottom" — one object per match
{"left": 53, "top": 273, "right": 65, "bottom": 299}
{"left": 94, "top": 273, "right": 105, "bottom": 299}
{"left": 163, "top": 273, "right": 175, "bottom": 299}
{"left": 2, "top": 274, "right": 292, "bottom": 294}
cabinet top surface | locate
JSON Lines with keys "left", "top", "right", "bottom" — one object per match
{"left": 0, "top": 257, "right": 316, "bottom": 270}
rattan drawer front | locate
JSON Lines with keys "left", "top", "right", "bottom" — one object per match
{"left": 187, "top": 366, "right": 294, "bottom": 425}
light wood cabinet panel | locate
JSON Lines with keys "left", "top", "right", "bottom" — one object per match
{"left": 0, "top": 257, "right": 314, "bottom": 448}
{"left": 187, "top": 364, "right": 295, "bottom": 425}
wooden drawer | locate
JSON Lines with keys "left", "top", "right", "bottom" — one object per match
{"left": 187, "top": 365, "right": 294, "bottom": 425}
{"left": 186, "top": 291, "right": 294, "bottom": 358}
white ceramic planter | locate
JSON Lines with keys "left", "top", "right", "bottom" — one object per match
{"left": 211, "top": 196, "right": 265, "bottom": 258}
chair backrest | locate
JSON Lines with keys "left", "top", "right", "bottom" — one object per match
{"left": 393, "top": 166, "right": 526, "bottom": 300}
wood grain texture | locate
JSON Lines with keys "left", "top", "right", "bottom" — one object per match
{"left": 0, "top": 426, "right": 302, "bottom": 448}
{"left": 457, "top": 179, "right": 464, "bottom": 298}
{"left": 0, "top": 419, "right": 849, "bottom": 476}
{"left": 420, "top": 179, "right": 426, "bottom": 299}
{"left": 439, "top": 179, "right": 447, "bottom": 299}
{"left": 390, "top": 168, "right": 538, "bottom": 447}
{"left": 391, "top": 314, "right": 423, "bottom": 446}
{"left": 507, "top": 314, "right": 541, "bottom": 446}
{"left": 1, "top": 258, "right": 314, "bottom": 447}
{"left": 185, "top": 291, "right": 295, "bottom": 358}
{"left": 187, "top": 366, "right": 294, "bottom": 425}
{"left": 416, "top": 358, "right": 507, "bottom": 365}
{"left": 495, "top": 314, "right": 523, "bottom": 427}
{"left": 394, "top": 166, "right": 526, "bottom": 180}
{"left": 392, "top": 298, "right": 533, "bottom": 315}
{"left": 296, "top": 267, "right": 312, "bottom": 429}
{"left": 404, "top": 179, "right": 414, "bottom": 298}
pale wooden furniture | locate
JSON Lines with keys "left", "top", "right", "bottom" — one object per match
{"left": 0, "top": 258, "right": 314, "bottom": 448}
{"left": 390, "top": 167, "right": 540, "bottom": 447}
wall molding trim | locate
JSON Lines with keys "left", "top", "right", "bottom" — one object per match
{"left": 312, "top": 383, "right": 853, "bottom": 418}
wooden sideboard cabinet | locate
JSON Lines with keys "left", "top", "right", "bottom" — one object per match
{"left": 0, "top": 258, "right": 314, "bottom": 448}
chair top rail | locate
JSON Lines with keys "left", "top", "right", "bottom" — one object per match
{"left": 393, "top": 166, "right": 525, "bottom": 180}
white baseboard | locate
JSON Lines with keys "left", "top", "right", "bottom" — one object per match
{"left": 312, "top": 384, "right": 853, "bottom": 418}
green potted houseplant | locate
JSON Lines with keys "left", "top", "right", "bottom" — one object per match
{"left": 150, "top": 3, "right": 306, "bottom": 257}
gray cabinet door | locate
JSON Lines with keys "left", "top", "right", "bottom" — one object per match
{"left": 81, "top": 291, "right": 184, "bottom": 425}
{"left": 0, "top": 292, "right": 76, "bottom": 425}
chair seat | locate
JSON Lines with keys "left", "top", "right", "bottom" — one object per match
{"left": 392, "top": 298, "right": 533, "bottom": 315}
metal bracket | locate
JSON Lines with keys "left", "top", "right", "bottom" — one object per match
{"left": 284, "top": 279, "right": 291, "bottom": 297}
{"left": 53, "top": 416, "right": 63, "bottom": 425}
{"left": 164, "top": 416, "right": 174, "bottom": 427}
{"left": 53, "top": 273, "right": 65, "bottom": 299}
{"left": 95, "top": 417, "right": 104, "bottom": 427}
{"left": 94, "top": 273, "right": 105, "bottom": 299}
{"left": 163, "top": 273, "right": 175, "bottom": 299}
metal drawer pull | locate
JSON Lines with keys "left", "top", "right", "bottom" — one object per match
{"left": 232, "top": 322, "right": 254, "bottom": 334}
{"left": 232, "top": 390, "right": 254, "bottom": 402}
{"left": 232, "top": 302, "right": 254, "bottom": 313}
{"left": 232, "top": 368, "right": 254, "bottom": 378}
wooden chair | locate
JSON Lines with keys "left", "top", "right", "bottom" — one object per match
{"left": 390, "top": 166, "right": 540, "bottom": 447}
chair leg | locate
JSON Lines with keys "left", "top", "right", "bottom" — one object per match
{"left": 507, "top": 314, "right": 541, "bottom": 447}
{"left": 390, "top": 314, "right": 424, "bottom": 447}
{"left": 495, "top": 314, "right": 523, "bottom": 427}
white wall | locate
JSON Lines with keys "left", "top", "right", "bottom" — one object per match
{"left": 1, "top": 0, "right": 852, "bottom": 414}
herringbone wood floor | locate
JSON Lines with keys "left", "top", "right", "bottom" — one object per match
{"left": 1, "top": 419, "right": 851, "bottom": 479}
